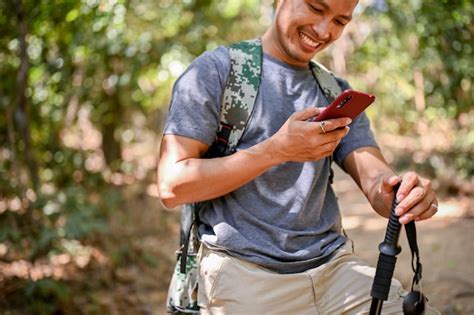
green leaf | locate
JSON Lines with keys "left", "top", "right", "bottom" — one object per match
{"left": 66, "top": 9, "right": 79, "bottom": 22}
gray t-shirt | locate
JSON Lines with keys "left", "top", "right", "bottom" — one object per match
{"left": 164, "top": 45, "right": 378, "bottom": 274}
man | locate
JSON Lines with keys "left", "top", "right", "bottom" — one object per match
{"left": 158, "top": 0, "right": 440, "bottom": 313}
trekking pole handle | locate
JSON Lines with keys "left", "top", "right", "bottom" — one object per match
{"left": 379, "top": 185, "right": 402, "bottom": 256}
{"left": 370, "top": 184, "right": 402, "bottom": 314}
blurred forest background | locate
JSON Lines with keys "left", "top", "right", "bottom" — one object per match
{"left": 0, "top": 0, "right": 472, "bottom": 314}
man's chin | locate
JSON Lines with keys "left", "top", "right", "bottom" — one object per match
{"left": 289, "top": 45, "right": 321, "bottom": 65}
{"left": 302, "top": 43, "right": 328, "bottom": 58}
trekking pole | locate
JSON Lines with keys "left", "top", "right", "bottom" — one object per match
{"left": 369, "top": 184, "right": 402, "bottom": 315}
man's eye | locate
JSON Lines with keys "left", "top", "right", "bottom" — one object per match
{"left": 335, "top": 20, "right": 347, "bottom": 26}
{"left": 309, "top": 5, "right": 323, "bottom": 13}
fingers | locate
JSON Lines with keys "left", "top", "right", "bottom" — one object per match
{"left": 395, "top": 175, "right": 428, "bottom": 215}
{"left": 394, "top": 174, "right": 437, "bottom": 224}
{"left": 398, "top": 192, "right": 437, "bottom": 224}
{"left": 379, "top": 175, "right": 401, "bottom": 210}
{"left": 315, "top": 117, "right": 352, "bottom": 134}
{"left": 318, "top": 139, "right": 342, "bottom": 156}
{"left": 292, "top": 108, "right": 351, "bottom": 135}
{"left": 293, "top": 107, "right": 322, "bottom": 121}
{"left": 317, "top": 126, "right": 350, "bottom": 145}
{"left": 396, "top": 171, "right": 419, "bottom": 202}
{"left": 290, "top": 137, "right": 342, "bottom": 162}
{"left": 381, "top": 175, "right": 402, "bottom": 195}
{"left": 415, "top": 200, "right": 438, "bottom": 221}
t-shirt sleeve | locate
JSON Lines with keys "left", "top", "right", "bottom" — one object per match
{"left": 333, "top": 77, "right": 379, "bottom": 168}
{"left": 163, "top": 46, "right": 230, "bottom": 146}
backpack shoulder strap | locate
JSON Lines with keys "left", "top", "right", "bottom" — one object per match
{"left": 209, "top": 38, "right": 262, "bottom": 157}
{"left": 179, "top": 39, "right": 262, "bottom": 271}
{"left": 309, "top": 60, "right": 342, "bottom": 103}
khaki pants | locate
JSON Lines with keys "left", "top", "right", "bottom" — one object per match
{"left": 197, "top": 242, "right": 440, "bottom": 314}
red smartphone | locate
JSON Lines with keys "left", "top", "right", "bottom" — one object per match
{"left": 315, "top": 89, "right": 375, "bottom": 122}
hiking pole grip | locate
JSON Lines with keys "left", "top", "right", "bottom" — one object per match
{"left": 370, "top": 184, "right": 402, "bottom": 315}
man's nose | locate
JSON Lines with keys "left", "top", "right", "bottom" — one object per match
{"left": 312, "top": 20, "right": 331, "bottom": 42}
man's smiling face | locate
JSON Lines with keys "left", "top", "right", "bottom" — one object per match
{"left": 267, "top": 0, "right": 358, "bottom": 67}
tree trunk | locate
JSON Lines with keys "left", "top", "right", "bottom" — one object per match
{"left": 15, "top": 0, "right": 39, "bottom": 192}
{"left": 6, "top": 105, "right": 19, "bottom": 187}
{"left": 101, "top": 91, "right": 123, "bottom": 171}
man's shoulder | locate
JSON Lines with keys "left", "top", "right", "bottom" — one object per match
{"left": 181, "top": 40, "right": 260, "bottom": 88}
{"left": 192, "top": 39, "right": 261, "bottom": 73}
{"left": 174, "top": 45, "right": 231, "bottom": 91}
{"left": 192, "top": 45, "right": 230, "bottom": 73}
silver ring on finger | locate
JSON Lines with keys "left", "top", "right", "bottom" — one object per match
{"left": 430, "top": 203, "right": 438, "bottom": 211}
{"left": 318, "top": 121, "right": 326, "bottom": 134}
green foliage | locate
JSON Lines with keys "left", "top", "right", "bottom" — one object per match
{"left": 351, "top": 0, "right": 473, "bottom": 121}
{"left": 0, "top": 0, "right": 266, "bottom": 259}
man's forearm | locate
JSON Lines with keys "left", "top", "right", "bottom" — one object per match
{"left": 158, "top": 138, "right": 281, "bottom": 208}
{"left": 343, "top": 147, "right": 396, "bottom": 218}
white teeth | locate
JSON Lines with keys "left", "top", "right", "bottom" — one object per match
{"left": 299, "top": 32, "right": 319, "bottom": 48}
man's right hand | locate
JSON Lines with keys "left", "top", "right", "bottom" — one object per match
{"left": 268, "top": 107, "right": 352, "bottom": 163}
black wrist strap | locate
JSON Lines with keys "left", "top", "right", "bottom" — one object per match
{"left": 405, "top": 221, "right": 423, "bottom": 288}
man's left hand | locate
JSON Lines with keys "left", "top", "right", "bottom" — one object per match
{"left": 380, "top": 172, "right": 438, "bottom": 224}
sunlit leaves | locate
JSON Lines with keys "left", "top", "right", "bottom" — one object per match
{"left": 352, "top": 0, "right": 473, "bottom": 122}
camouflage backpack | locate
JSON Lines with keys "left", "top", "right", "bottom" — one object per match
{"left": 166, "top": 38, "right": 342, "bottom": 314}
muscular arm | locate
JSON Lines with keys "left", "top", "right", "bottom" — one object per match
{"left": 157, "top": 135, "right": 279, "bottom": 209}
{"left": 342, "top": 146, "right": 396, "bottom": 218}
